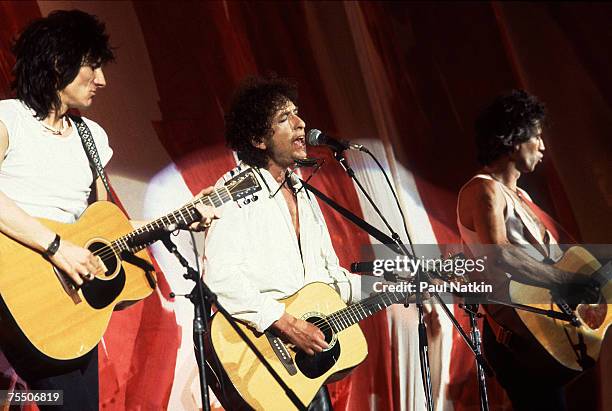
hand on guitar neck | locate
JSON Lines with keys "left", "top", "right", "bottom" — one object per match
{"left": 188, "top": 186, "right": 221, "bottom": 231}
{"left": 270, "top": 312, "right": 329, "bottom": 355}
{"left": 49, "top": 187, "right": 219, "bottom": 285}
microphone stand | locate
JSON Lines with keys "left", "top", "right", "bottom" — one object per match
{"left": 160, "top": 232, "right": 211, "bottom": 411}
{"left": 301, "top": 149, "right": 504, "bottom": 411}
{"left": 160, "top": 232, "right": 307, "bottom": 411}
{"left": 303, "top": 175, "right": 500, "bottom": 410}
{"left": 459, "top": 303, "right": 490, "bottom": 411}
{"left": 334, "top": 150, "right": 435, "bottom": 411}
{"left": 313, "top": 145, "right": 590, "bottom": 411}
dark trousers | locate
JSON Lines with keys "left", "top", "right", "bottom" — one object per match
{"left": 23, "top": 348, "right": 99, "bottom": 411}
{"left": 483, "top": 321, "right": 567, "bottom": 411}
{"left": 308, "top": 386, "right": 333, "bottom": 411}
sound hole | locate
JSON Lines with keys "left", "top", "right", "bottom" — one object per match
{"left": 80, "top": 240, "right": 125, "bottom": 309}
{"left": 306, "top": 316, "right": 336, "bottom": 350}
{"left": 88, "top": 241, "right": 118, "bottom": 277}
{"left": 295, "top": 315, "right": 340, "bottom": 379}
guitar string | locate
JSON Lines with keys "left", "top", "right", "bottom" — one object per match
{"left": 90, "top": 190, "right": 232, "bottom": 262}
{"left": 307, "top": 269, "right": 475, "bottom": 333}
{"left": 89, "top": 184, "right": 240, "bottom": 263}
{"left": 307, "top": 270, "right": 452, "bottom": 331}
{"left": 80, "top": 172, "right": 420, "bottom": 335}
{"left": 89, "top": 196, "right": 216, "bottom": 262}
{"left": 90, "top": 173, "right": 258, "bottom": 262}
{"left": 309, "top": 296, "right": 401, "bottom": 333}
{"left": 308, "top": 292, "right": 407, "bottom": 332}
{"left": 307, "top": 276, "right": 451, "bottom": 332}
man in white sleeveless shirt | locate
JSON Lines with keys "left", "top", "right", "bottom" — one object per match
{"left": 457, "top": 90, "right": 598, "bottom": 410}
{"left": 0, "top": 10, "right": 217, "bottom": 411}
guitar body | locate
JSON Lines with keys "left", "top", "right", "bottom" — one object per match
{"left": 0, "top": 201, "right": 155, "bottom": 373}
{"left": 209, "top": 282, "right": 368, "bottom": 410}
{"left": 509, "top": 246, "right": 611, "bottom": 371}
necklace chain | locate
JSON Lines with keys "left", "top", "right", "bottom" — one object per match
{"left": 40, "top": 116, "right": 69, "bottom": 135}
{"left": 487, "top": 173, "right": 524, "bottom": 200}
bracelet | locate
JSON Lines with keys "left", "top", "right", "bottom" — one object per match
{"left": 43, "top": 234, "right": 61, "bottom": 259}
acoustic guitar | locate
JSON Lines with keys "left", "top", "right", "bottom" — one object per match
{"left": 208, "top": 282, "right": 410, "bottom": 410}
{"left": 508, "top": 246, "right": 611, "bottom": 371}
{"left": 0, "top": 169, "right": 260, "bottom": 372}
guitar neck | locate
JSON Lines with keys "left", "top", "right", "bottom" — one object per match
{"left": 327, "top": 291, "right": 408, "bottom": 333}
{"left": 593, "top": 262, "right": 612, "bottom": 288}
{"left": 112, "top": 186, "right": 232, "bottom": 254}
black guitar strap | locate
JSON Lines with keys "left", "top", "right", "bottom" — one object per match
{"left": 69, "top": 115, "right": 117, "bottom": 204}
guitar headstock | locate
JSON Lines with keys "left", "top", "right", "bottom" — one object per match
{"left": 225, "top": 169, "right": 262, "bottom": 203}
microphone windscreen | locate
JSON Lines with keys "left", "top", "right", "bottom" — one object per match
{"left": 306, "top": 129, "right": 323, "bottom": 146}
{"left": 295, "top": 158, "right": 319, "bottom": 167}
{"left": 350, "top": 261, "right": 375, "bottom": 273}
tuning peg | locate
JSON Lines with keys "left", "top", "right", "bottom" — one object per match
{"left": 251, "top": 195, "right": 258, "bottom": 202}
{"left": 243, "top": 198, "right": 251, "bottom": 205}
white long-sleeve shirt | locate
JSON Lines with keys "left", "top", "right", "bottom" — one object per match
{"left": 203, "top": 164, "right": 361, "bottom": 332}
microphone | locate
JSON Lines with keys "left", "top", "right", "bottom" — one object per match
{"left": 307, "top": 129, "right": 364, "bottom": 152}
{"left": 350, "top": 261, "right": 377, "bottom": 273}
{"left": 295, "top": 157, "right": 319, "bottom": 167}
{"left": 351, "top": 260, "right": 397, "bottom": 282}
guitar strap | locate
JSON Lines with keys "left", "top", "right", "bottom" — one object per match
{"left": 69, "top": 115, "right": 117, "bottom": 204}
{"left": 485, "top": 314, "right": 514, "bottom": 348}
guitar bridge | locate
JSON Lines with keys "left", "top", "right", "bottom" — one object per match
{"left": 53, "top": 267, "right": 82, "bottom": 304}
{"left": 265, "top": 331, "right": 297, "bottom": 375}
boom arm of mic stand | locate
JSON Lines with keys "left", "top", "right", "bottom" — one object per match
{"left": 310, "top": 151, "right": 495, "bottom": 411}
{"left": 304, "top": 153, "right": 439, "bottom": 410}
{"left": 297, "top": 177, "right": 404, "bottom": 256}
{"left": 485, "top": 297, "right": 576, "bottom": 323}
{"left": 334, "top": 151, "right": 411, "bottom": 257}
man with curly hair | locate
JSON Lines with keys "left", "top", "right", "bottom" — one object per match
{"left": 204, "top": 76, "right": 362, "bottom": 410}
{"left": 457, "top": 90, "right": 596, "bottom": 410}
{"left": 0, "top": 10, "right": 216, "bottom": 410}
{"left": 0, "top": 11, "right": 116, "bottom": 410}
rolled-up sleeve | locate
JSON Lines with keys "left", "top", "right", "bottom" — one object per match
{"left": 327, "top": 265, "right": 362, "bottom": 304}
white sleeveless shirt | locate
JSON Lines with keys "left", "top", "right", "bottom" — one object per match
{"left": 457, "top": 174, "right": 562, "bottom": 263}
{"left": 0, "top": 99, "right": 113, "bottom": 223}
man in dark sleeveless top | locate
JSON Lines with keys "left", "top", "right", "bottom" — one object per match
{"left": 457, "top": 90, "right": 598, "bottom": 410}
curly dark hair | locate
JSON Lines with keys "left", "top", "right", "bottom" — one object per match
{"left": 475, "top": 90, "right": 546, "bottom": 166}
{"left": 11, "top": 9, "right": 115, "bottom": 119}
{"left": 225, "top": 75, "right": 298, "bottom": 168}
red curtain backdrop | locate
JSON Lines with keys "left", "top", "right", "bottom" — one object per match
{"left": 0, "top": 1, "right": 40, "bottom": 98}
{"left": 131, "top": 2, "right": 394, "bottom": 409}
{"left": 0, "top": 4, "right": 40, "bottom": 411}
{"left": 0, "top": 1, "right": 609, "bottom": 410}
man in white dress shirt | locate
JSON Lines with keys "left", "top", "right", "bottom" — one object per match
{"left": 205, "top": 76, "right": 362, "bottom": 410}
